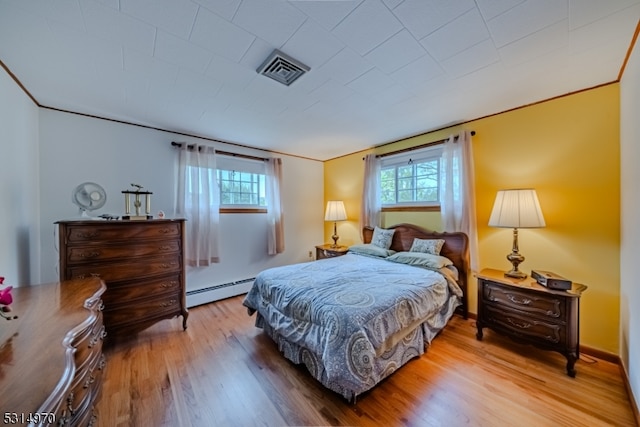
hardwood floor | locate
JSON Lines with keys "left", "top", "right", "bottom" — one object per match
{"left": 97, "top": 295, "right": 637, "bottom": 427}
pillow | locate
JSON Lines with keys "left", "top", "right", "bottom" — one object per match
{"left": 387, "top": 251, "right": 453, "bottom": 269}
{"left": 348, "top": 243, "right": 395, "bottom": 258}
{"left": 370, "top": 226, "right": 395, "bottom": 249}
{"left": 410, "top": 238, "right": 445, "bottom": 255}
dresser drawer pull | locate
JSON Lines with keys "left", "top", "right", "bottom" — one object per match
{"left": 59, "top": 409, "right": 70, "bottom": 426}
{"left": 161, "top": 299, "right": 177, "bottom": 307}
{"left": 161, "top": 263, "right": 176, "bottom": 269}
{"left": 74, "top": 231, "right": 98, "bottom": 239}
{"left": 88, "top": 326, "right": 106, "bottom": 348}
{"left": 78, "top": 251, "right": 101, "bottom": 258}
{"left": 507, "top": 294, "right": 532, "bottom": 305}
{"left": 507, "top": 318, "right": 532, "bottom": 329}
{"left": 76, "top": 273, "right": 98, "bottom": 279}
{"left": 83, "top": 373, "right": 96, "bottom": 389}
{"left": 160, "top": 281, "right": 178, "bottom": 288}
{"left": 66, "top": 391, "right": 77, "bottom": 416}
{"left": 158, "top": 245, "right": 173, "bottom": 251}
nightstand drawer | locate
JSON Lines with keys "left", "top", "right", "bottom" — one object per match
{"left": 483, "top": 304, "right": 565, "bottom": 345}
{"left": 315, "top": 244, "right": 348, "bottom": 260}
{"left": 482, "top": 280, "right": 565, "bottom": 320}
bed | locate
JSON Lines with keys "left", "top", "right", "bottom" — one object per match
{"left": 242, "top": 223, "right": 470, "bottom": 400}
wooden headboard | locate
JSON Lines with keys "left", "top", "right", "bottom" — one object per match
{"left": 363, "top": 223, "right": 470, "bottom": 318}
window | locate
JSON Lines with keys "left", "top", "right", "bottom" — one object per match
{"left": 217, "top": 169, "right": 266, "bottom": 207}
{"left": 185, "top": 154, "right": 267, "bottom": 212}
{"left": 380, "top": 145, "right": 442, "bottom": 208}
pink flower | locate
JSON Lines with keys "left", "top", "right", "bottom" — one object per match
{"left": 0, "top": 276, "right": 4, "bottom": 285}
{"left": 0, "top": 286, "right": 13, "bottom": 306}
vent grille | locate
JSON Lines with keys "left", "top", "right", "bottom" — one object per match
{"left": 257, "top": 50, "right": 310, "bottom": 86}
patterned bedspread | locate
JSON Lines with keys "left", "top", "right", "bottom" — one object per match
{"left": 242, "top": 253, "right": 462, "bottom": 399}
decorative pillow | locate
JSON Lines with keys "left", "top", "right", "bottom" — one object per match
{"left": 348, "top": 244, "right": 395, "bottom": 258}
{"left": 410, "top": 238, "right": 445, "bottom": 255}
{"left": 387, "top": 251, "right": 453, "bottom": 269}
{"left": 370, "top": 226, "right": 395, "bottom": 249}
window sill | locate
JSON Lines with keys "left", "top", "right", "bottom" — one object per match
{"left": 382, "top": 206, "right": 440, "bottom": 212}
{"left": 220, "top": 208, "right": 267, "bottom": 214}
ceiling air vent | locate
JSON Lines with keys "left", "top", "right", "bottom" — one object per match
{"left": 257, "top": 49, "right": 310, "bottom": 86}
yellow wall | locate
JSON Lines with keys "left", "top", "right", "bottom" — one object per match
{"left": 324, "top": 84, "right": 621, "bottom": 354}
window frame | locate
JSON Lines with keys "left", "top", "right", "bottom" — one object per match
{"left": 379, "top": 144, "right": 443, "bottom": 211}
{"left": 217, "top": 168, "right": 267, "bottom": 210}
{"left": 186, "top": 154, "right": 268, "bottom": 214}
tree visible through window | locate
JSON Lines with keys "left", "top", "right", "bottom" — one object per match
{"left": 217, "top": 169, "right": 266, "bottom": 207}
{"left": 380, "top": 146, "right": 441, "bottom": 207}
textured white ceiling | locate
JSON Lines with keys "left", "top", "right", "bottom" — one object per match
{"left": 1, "top": 0, "right": 639, "bottom": 160}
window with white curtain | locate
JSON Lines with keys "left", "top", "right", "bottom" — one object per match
{"left": 380, "top": 145, "right": 443, "bottom": 208}
{"left": 184, "top": 155, "right": 267, "bottom": 212}
{"left": 215, "top": 156, "right": 267, "bottom": 209}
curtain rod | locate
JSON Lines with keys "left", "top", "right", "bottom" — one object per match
{"left": 171, "top": 141, "right": 268, "bottom": 162}
{"left": 364, "top": 130, "right": 476, "bottom": 160}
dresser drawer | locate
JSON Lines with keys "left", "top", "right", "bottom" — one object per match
{"left": 104, "top": 293, "right": 182, "bottom": 328}
{"left": 483, "top": 303, "right": 566, "bottom": 346}
{"left": 482, "top": 280, "right": 565, "bottom": 320}
{"left": 102, "top": 275, "right": 182, "bottom": 305}
{"left": 64, "top": 222, "right": 182, "bottom": 243}
{"left": 65, "top": 240, "right": 180, "bottom": 263}
{"left": 66, "top": 256, "right": 181, "bottom": 281}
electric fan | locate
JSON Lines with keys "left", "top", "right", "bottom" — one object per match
{"left": 71, "top": 182, "right": 107, "bottom": 219}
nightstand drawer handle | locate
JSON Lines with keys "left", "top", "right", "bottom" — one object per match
{"left": 507, "top": 318, "right": 532, "bottom": 329}
{"left": 507, "top": 294, "right": 532, "bottom": 305}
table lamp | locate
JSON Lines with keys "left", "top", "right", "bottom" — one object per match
{"left": 324, "top": 201, "right": 347, "bottom": 248}
{"left": 489, "top": 189, "right": 546, "bottom": 279}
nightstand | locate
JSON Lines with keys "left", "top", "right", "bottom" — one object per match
{"left": 476, "top": 268, "right": 587, "bottom": 377}
{"left": 315, "top": 244, "right": 348, "bottom": 260}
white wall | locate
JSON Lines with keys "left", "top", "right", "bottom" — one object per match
{"left": 620, "top": 34, "right": 640, "bottom": 412}
{"left": 36, "top": 109, "right": 324, "bottom": 303}
{"left": 0, "top": 66, "right": 40, "bottom": 285}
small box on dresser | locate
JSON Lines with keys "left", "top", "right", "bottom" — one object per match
{"left": 476, "top": 268, "right": 587, "bottom": 377}
{"left": 56, "top": 219, "right": 188, "bottom": 339}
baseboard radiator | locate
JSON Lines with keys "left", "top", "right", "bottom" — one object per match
{"left": 186, "top": 278, "right": 255, "bottom": 308}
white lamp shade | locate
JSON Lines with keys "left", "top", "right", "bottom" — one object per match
{"left": 324, "top": 201, "right": 347, "bottom": 221}
{"left": 489, "top": 189, "right": 546, "bottom": 228}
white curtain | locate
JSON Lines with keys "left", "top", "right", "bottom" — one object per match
{"left": 360, "top": 153, "right": 381, "bottom": 234}
{"left": 439, "top": 130, "right": 479, "bottom": 271}
{"left": 175, "top": 144, "right": 220, "bottom": 266}
{"left": 266, "top": 158, "right": 284, "bottom": 255}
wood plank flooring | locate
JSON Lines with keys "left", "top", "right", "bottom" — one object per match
{"left": 97, "top": 295, "right": 637, "bottom": 427}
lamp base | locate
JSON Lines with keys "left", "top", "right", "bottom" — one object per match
{"left": 504, "top": 268, "right": 527, "bottom": 279}
{"left": 504, "top": 250, "right": 526, "bottom": 279}
{"left": 330, "top": 221, "right": 340, "bottom": 248}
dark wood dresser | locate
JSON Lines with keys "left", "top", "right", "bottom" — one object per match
{"left": 56, "top": 219, "right": 188, "bottom": 338}
{"left": 0, "top": 277, "right": 106, "bottom": 426}
{"left": 476, "top": 268, "right": 587, "bottom": 377}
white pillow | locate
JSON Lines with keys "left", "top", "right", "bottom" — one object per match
{"left": 410, "top": 238, "right": 445, "bottom": 255}
{"left": 371, "top": 226, "right": 395, "bottom": 249}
